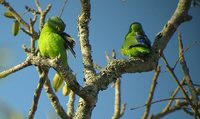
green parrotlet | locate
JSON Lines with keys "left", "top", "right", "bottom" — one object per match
{"left": 120, "top": 22, "right": 151, "bottom": 58}
{"left": 38, "top": 16, "right": 75, "bottom": 96}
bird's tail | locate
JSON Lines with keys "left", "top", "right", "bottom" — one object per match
{"left": 53, "top": 73, "right": 71, "bottom": 96}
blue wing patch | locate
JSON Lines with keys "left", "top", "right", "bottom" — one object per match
{"left": 135, "top": 35, "right": 146, "bottom": 45}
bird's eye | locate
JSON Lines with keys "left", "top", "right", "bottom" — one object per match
{"left": 56, "top": 26, "right": 62, "bottom": 32}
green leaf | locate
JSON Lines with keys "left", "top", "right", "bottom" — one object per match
{"left": 12, "top": 20, "right": 20, "bottom": 36}
{"left": 4, "top": 11, "right": 15, "bottom": 19}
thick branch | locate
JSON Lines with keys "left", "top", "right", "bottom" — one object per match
{"left": 27, "top": 53, "right": 93, "bottom": 102}
{"left": 74, "top": 98, "right": 94, "bottom": 119}
{"left": 78, "top": 0, "right": 95, "bottom": 79}
{"left": 152, "top": 0, "right": 192, "bottom": 55}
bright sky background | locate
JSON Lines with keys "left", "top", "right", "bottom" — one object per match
{"left": 0, "top": 0, "right": 200, "bottom": 119}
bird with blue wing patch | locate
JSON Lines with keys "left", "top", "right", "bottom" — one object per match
{"left": 120, "top": 22, "right": 151, "bottom": 58}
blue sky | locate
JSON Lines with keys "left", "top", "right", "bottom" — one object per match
{"left": 0, "top": 0, "right": 200, "bottom": 119}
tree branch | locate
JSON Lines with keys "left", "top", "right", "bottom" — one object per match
{"left": 0, "top": 59, "right": 30, "bottom": 79}
{"left": 162, "top": 79, "right": 185, "bottom": 112}
{"left": 161, "top": 54, "right": 198, "bottom": 115}
{"left": 0, "top": 0, "right": 29, "bottom": 29}
{"left": 78, "top": 0, "right": 95, "bottom": 80}
{"left": 111, "top": 50, "right": 126, "bottom": 119}
{"left": 152, "top": 0, "right": 192, "bottom": 55}
{"left": 44, "top": 78, "right": 69, "bottom": 119}
{"left": 178, "top": 32, "right": 200, "bottom": 118}
{"left": 73, "top": 1, "right": 98, "bottom": 118}
{"left": 0, "top": 0, "right": 39, "bottom": 39}
{"left": 28, "top": 10, "right": 38, "bottom": 53}
{"left": 150, "top": 101, "right": 191, "bottom": 119}
{"left": 27, "top": 53, "right": 94, "bottom": 102}
{"left": 142, "top": 66, "right": 160, "bottom": 119}
{"left": 28, "top": 67, "right": 47, "bottom": 119}
{"left": 173, "top": 41, "right": 198, "bottom": 69}
{"left": 67, "top": 91, "right": 76, "bottom": 118}
{"left": 151, "top": 94, "right": 200, "bottom": 119}
{"left": 112, "top": 78, "right": 125, "bottom": 119}
{"left": 35, "top": 0, "right": 51, "bottom": 30}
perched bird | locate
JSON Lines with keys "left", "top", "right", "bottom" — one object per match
{"left": 38, "top": 16, "right": 75, "bottom": 96}
{"left": 120, "top": 22, "right": 151, "bottom": 58}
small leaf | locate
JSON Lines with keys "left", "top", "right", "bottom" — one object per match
{"left": 12, "top": 20, "right": 20, "bottom": 36}
{"left": 4, "top": 11, "right": 15, "bottom": 19}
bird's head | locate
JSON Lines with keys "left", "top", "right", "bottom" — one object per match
{"left": 47, "top": 16, "right": 66, "bottom": 33}
{"left": 129, "top": 22, "right": 144, "bottom": 35}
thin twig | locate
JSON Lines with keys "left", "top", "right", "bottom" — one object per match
{"left": 25, "top": 5, "right": 40, "bottom": 14}
{"left": 105, "top": 51, "right": 111, "bottom": 63}
{"left": 183, "top": 107, "right": 194, "bottom": 116}
{"left": 1, "top": 0, "right": 39, "bottom": 40}
{"left": 35, "top": 0, "right": 51, "bottom": 30}
{"left": 0, "top": 0, "right": 39, "bottom": 39}
{"left": 161, "top": 54, "right": 199, "bottom": 116}
{"left": 142, "top": 66, "right": 160, "bottom": 119}
{"left": 0, "top": 0, "right": 30, "bottom": 29}
{"left": 21, "top": 28, "right": 32, "bottom": 36}
{"left": 178, "top": 32, "right": 200, "bottom": 118}
{"left": 173, "top": 41, "right": 199, "bottom": 69}
{"left": 44, "top": 78, "right": 69, "bottom": 119}
{"left": 120, "top": 103, "right": 126, "bottom": 117}
{"left": 28, "top": 67, "right": 48, "bottom": 119}
{"left": 151, "top": 87, "right": 200, "bottom": 119}
{"left": 150, "top": 101, "right": 196, "bottom": 119}
{"left": 112, "top": 78, "right": 122, "bottom": 119}
{"left": 29, "top": 12, "right": 38, "bottom": 53}
{"left": 93, "top": 63, "right": 102, "bottom": 71}
{"left": 130, "top": 97, "right": 186, "bottom": 110}
{"left": 35, "top": 0, "right": 42, "bottom": 13}
{"left": 194, "top": 84, "right": 200, "bottom": 87}
{"left": 59, "top": 0, "right": 68, "bottom": 18}
{"left": 110, "top": 50, "right": 126, "bottom": 119}
{"left": 0, "top": 60, "right": 30, "bottom": 79}
{"left": 162, "top": 79, "right": 185, "bottom": 112}
{"left": 40, "top": 4, "right": 51, "bottom": 29}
